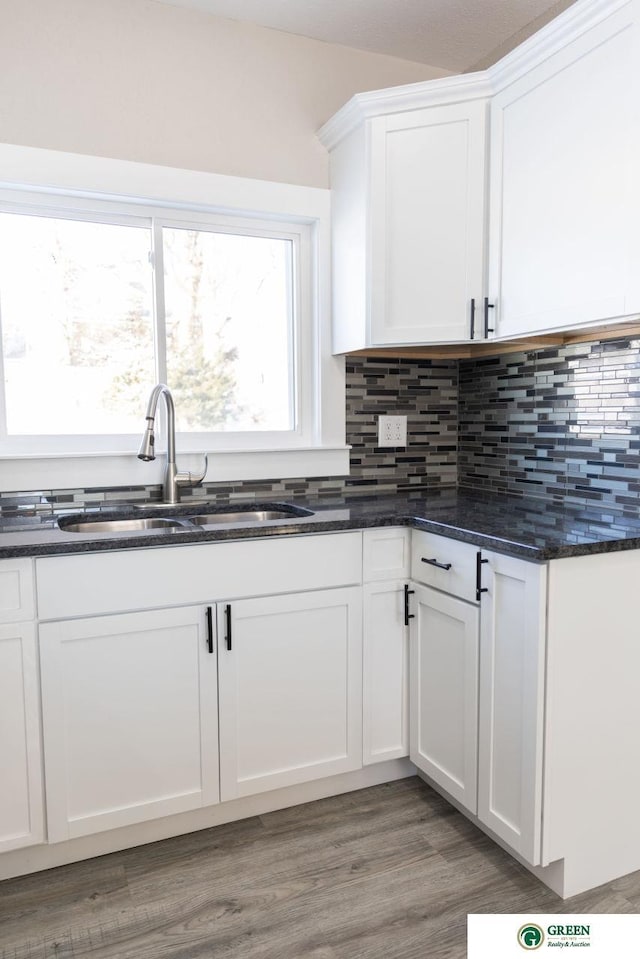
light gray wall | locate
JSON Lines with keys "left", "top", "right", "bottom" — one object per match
{"left": 0, "top": 0, "right": 449, "bottom": 187}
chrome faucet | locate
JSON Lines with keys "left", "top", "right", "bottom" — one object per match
{"left": 137, "top": 384, "right": 208, "bottom": 504}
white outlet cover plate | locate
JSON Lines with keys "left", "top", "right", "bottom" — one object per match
{"left": 378, "top": 414, "right": 407, "bottom": 447}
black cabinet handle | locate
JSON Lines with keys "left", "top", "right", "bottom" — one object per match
{"left": 421, "top": 557, "right": 452, "bottom": 571}
{"left": 404, "top": 584, "right": 415, "bottom": 627}
{"left": 206, "top": 606, "right": 214, "bottom": 654}
{"left": 224, "top": 603, "right": 232, "bottom": 651}
{"left": 476, "top": 551, "right": 489, "bottom": 602}
{"left": 483, "top": 297, "right": 495, "bottom": 337}
{"left": 469, "top": 298, "right": 476, "bottom": 340}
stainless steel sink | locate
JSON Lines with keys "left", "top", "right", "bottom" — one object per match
{"left": 57, "top": 502, "right": 314, "bottom": 534}
{"left": 59, "top": 518, "right": 188, "bottom": 534}
{"left": 190, "top": 510, "right": 308, "bottom": 525}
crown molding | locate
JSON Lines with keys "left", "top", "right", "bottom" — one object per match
{"left": 317, "top": 0, "right": 629, "bottom": 150}
{"left": 317, "top": 72, "right": 491, "bottom": 150}
{"left": 488, "top": 0, "right": 631, "bottom": 94}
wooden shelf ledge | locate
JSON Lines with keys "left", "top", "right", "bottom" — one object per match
{"left": 345, "top": 321, "right": 640, "bottom": 361}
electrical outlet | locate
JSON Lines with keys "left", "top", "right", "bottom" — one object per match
{"left": 378, "top": 414, "right": 407, "bottom": 447}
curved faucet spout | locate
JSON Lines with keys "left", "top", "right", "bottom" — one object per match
{"left": 138, "top": 384, "right": 175, "bottom": 463}
{"left": 137, "top": 384, "right": 207, "bottom": 504}
{"left": 138, "top": 383, "right": 176, "bottom": 463}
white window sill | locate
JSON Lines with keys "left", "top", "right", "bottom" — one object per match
{"left": 0, "top": 447, "right": 351, "bottom": 494}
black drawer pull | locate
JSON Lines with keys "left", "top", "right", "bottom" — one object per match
{"left": 206, "top": 606, "right": 214, "bottom": 654}
{"left": 224, "top": 603, "right": 232, "bottom": 651}
{"left": 476, "top": 551, "right": 489, "bottom": 602}
{"left": 469, "top": 297, "right": 476, "bottom": 340}
{"left": 404, "top": 584, "right": 415, "bottom": 627}
{"left": 484, "top": 297, "right": 495, "bottom": 337}
{"left": 421, "top": 557, "right": 452, "bottom": 571}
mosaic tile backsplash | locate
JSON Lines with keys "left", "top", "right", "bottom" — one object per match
{"left": 2, "top": 339, "right": 640, "bottom": 513}
{"left": 458, "top": 336, "right": 640, "bottom": 509}
{"left": 0, "top": 357, "right": 458, "bottom": 513}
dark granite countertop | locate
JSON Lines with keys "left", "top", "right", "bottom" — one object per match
{"left": 1, "top": 488, "right": 640, "bottom": 562}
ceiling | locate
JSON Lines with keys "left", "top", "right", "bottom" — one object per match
{"left": 152, "top": 0, "right": 577, "bottom": 72}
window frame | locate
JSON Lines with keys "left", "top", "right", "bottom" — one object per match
{"left": 0, "top": 145, "right": 347, "bottom": 492}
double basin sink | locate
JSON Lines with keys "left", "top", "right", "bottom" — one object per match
{"left": 58, "top": 504, "right": 314, "bottom": 535}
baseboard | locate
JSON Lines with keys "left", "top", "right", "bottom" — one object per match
{"left": 0, "top": 759, "right": 416, "bottom": 882}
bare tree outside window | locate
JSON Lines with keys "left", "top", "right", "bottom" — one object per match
{"left": 163, "top": 227, "right": 294, "bottom": 433}
{"left": 0, "top": 212, "right": 295, "bottom": 439}
{"left": 0, "top": 213, "right": 155, "bottom": 434}
{"left": 162, "top": 229, "right": 245, "bottom": 431}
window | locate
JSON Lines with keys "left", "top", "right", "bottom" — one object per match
{"left": 0, "top": 211, "right": 156, "bottom": 438}
{"left": 162, "top": 226, "right": 295, "bottom": 434}
{"left": 0, "top": 201, "right": 304, "bottom": 449}
{"left": 0, "top": 148, "right": 346, "bottom": 492}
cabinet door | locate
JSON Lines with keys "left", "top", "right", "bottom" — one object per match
{"left": 488, "top": 2, "right": 640, "bottom": 337}
{"left": 477, "top": 551, "right": 546, "bottom": 865}
{"left": 409, "top": 584, "right": 479, "bottom": 813}
{"left": 0, "top": 623, "right": 44, "bottom": 852}
{"left": 363, "top": 581, "right": 408, "bottom": 765}
{"left": 40, "top": 606, "right": 219, "bottom": 842}
{"left": 218, "top": 588, "right": 362, "bottom": 800}
{"left": 369, "top": 99, "right": 487, "bottom": 344}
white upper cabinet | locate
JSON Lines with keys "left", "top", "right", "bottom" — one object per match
{"left": 320, "top": 0, "right": 640, "bottom": 349}
{"left": 319, "top": 77, "right": 490, "bottom": 351}
{"left": 369, "top": 100, "right": 487, "bottom": 345}
{"left": 488, "top": 0, "right": 640, "bottom": 338}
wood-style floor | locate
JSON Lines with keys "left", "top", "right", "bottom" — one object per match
{"left": 1, "top": 777, "right": 639, "bottom": 959}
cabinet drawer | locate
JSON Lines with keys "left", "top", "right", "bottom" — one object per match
{"left": 411, "top": 531, "right": 478, "bottom": 604}
{"left": 0, "top": 559, "right": 35, "bottom": 623}
{"left": 36, "top": 532, "right": 363, "bottom": 620}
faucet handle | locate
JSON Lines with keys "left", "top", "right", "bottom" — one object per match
{"left": 176, "top": 454, "right": 208, "bottom": 490}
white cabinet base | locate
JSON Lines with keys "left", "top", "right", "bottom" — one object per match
{"left": 414, "top": 767, "right": 567, "bottom": 898}
{"left": 218, "top": 588, "right": 362, "bottom": 801}
{"left": 0, "top": 758, "right": 415, "bottom": 883}
{"left": 478, "top": 552, "right": 546, "bottom": 866}
{"left": 363, "top": 581, "right": 409, "bottom": 764}
{"left": 543, "top": 549, "right": 640, "bottom": 898}
{"left": 40, "top": 607, "right": 219, "bottom": 842}
{"left": 0, "top": 622, "right": 43, "bottom": 853}
{"left": 409, "top": 584, "right": 479, "bottom": 814}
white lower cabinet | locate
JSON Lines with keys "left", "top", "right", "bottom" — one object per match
{"left": 407, "top": 541, "right": 546, "bottom": 863}
{"left": 39, "top": 606, "right": 219, "bottom": 842}
{"left": 477, "top": 551, "right": 547, "bottom": 865}
{"left": 0, "top": 622, "right": 44, "bottom": 852}
{"left": 218, "top": 587, "right": 362, "bottom": 800}
{"left": 362, "top": 581, "right": 409, "bottom": 764}
{"left": 38, "top": 581, "right": 365, "bottom": 840}
{"left": 409, "top": 584, "right": 479, "bottom": 814}
{"left": 361, "top": 530, "right": 410, "bottom": 766}
{"left": 33, "top": 534, "right": 365, "bottom": 846}
{"left": 19, "top": 532, "right": 548, "bottom": 880}
{"left": 5, "top": 531, "right": 552, "bottom": 886}
{"left": 8, "top": 527, "right": 636, "bottom": 897}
